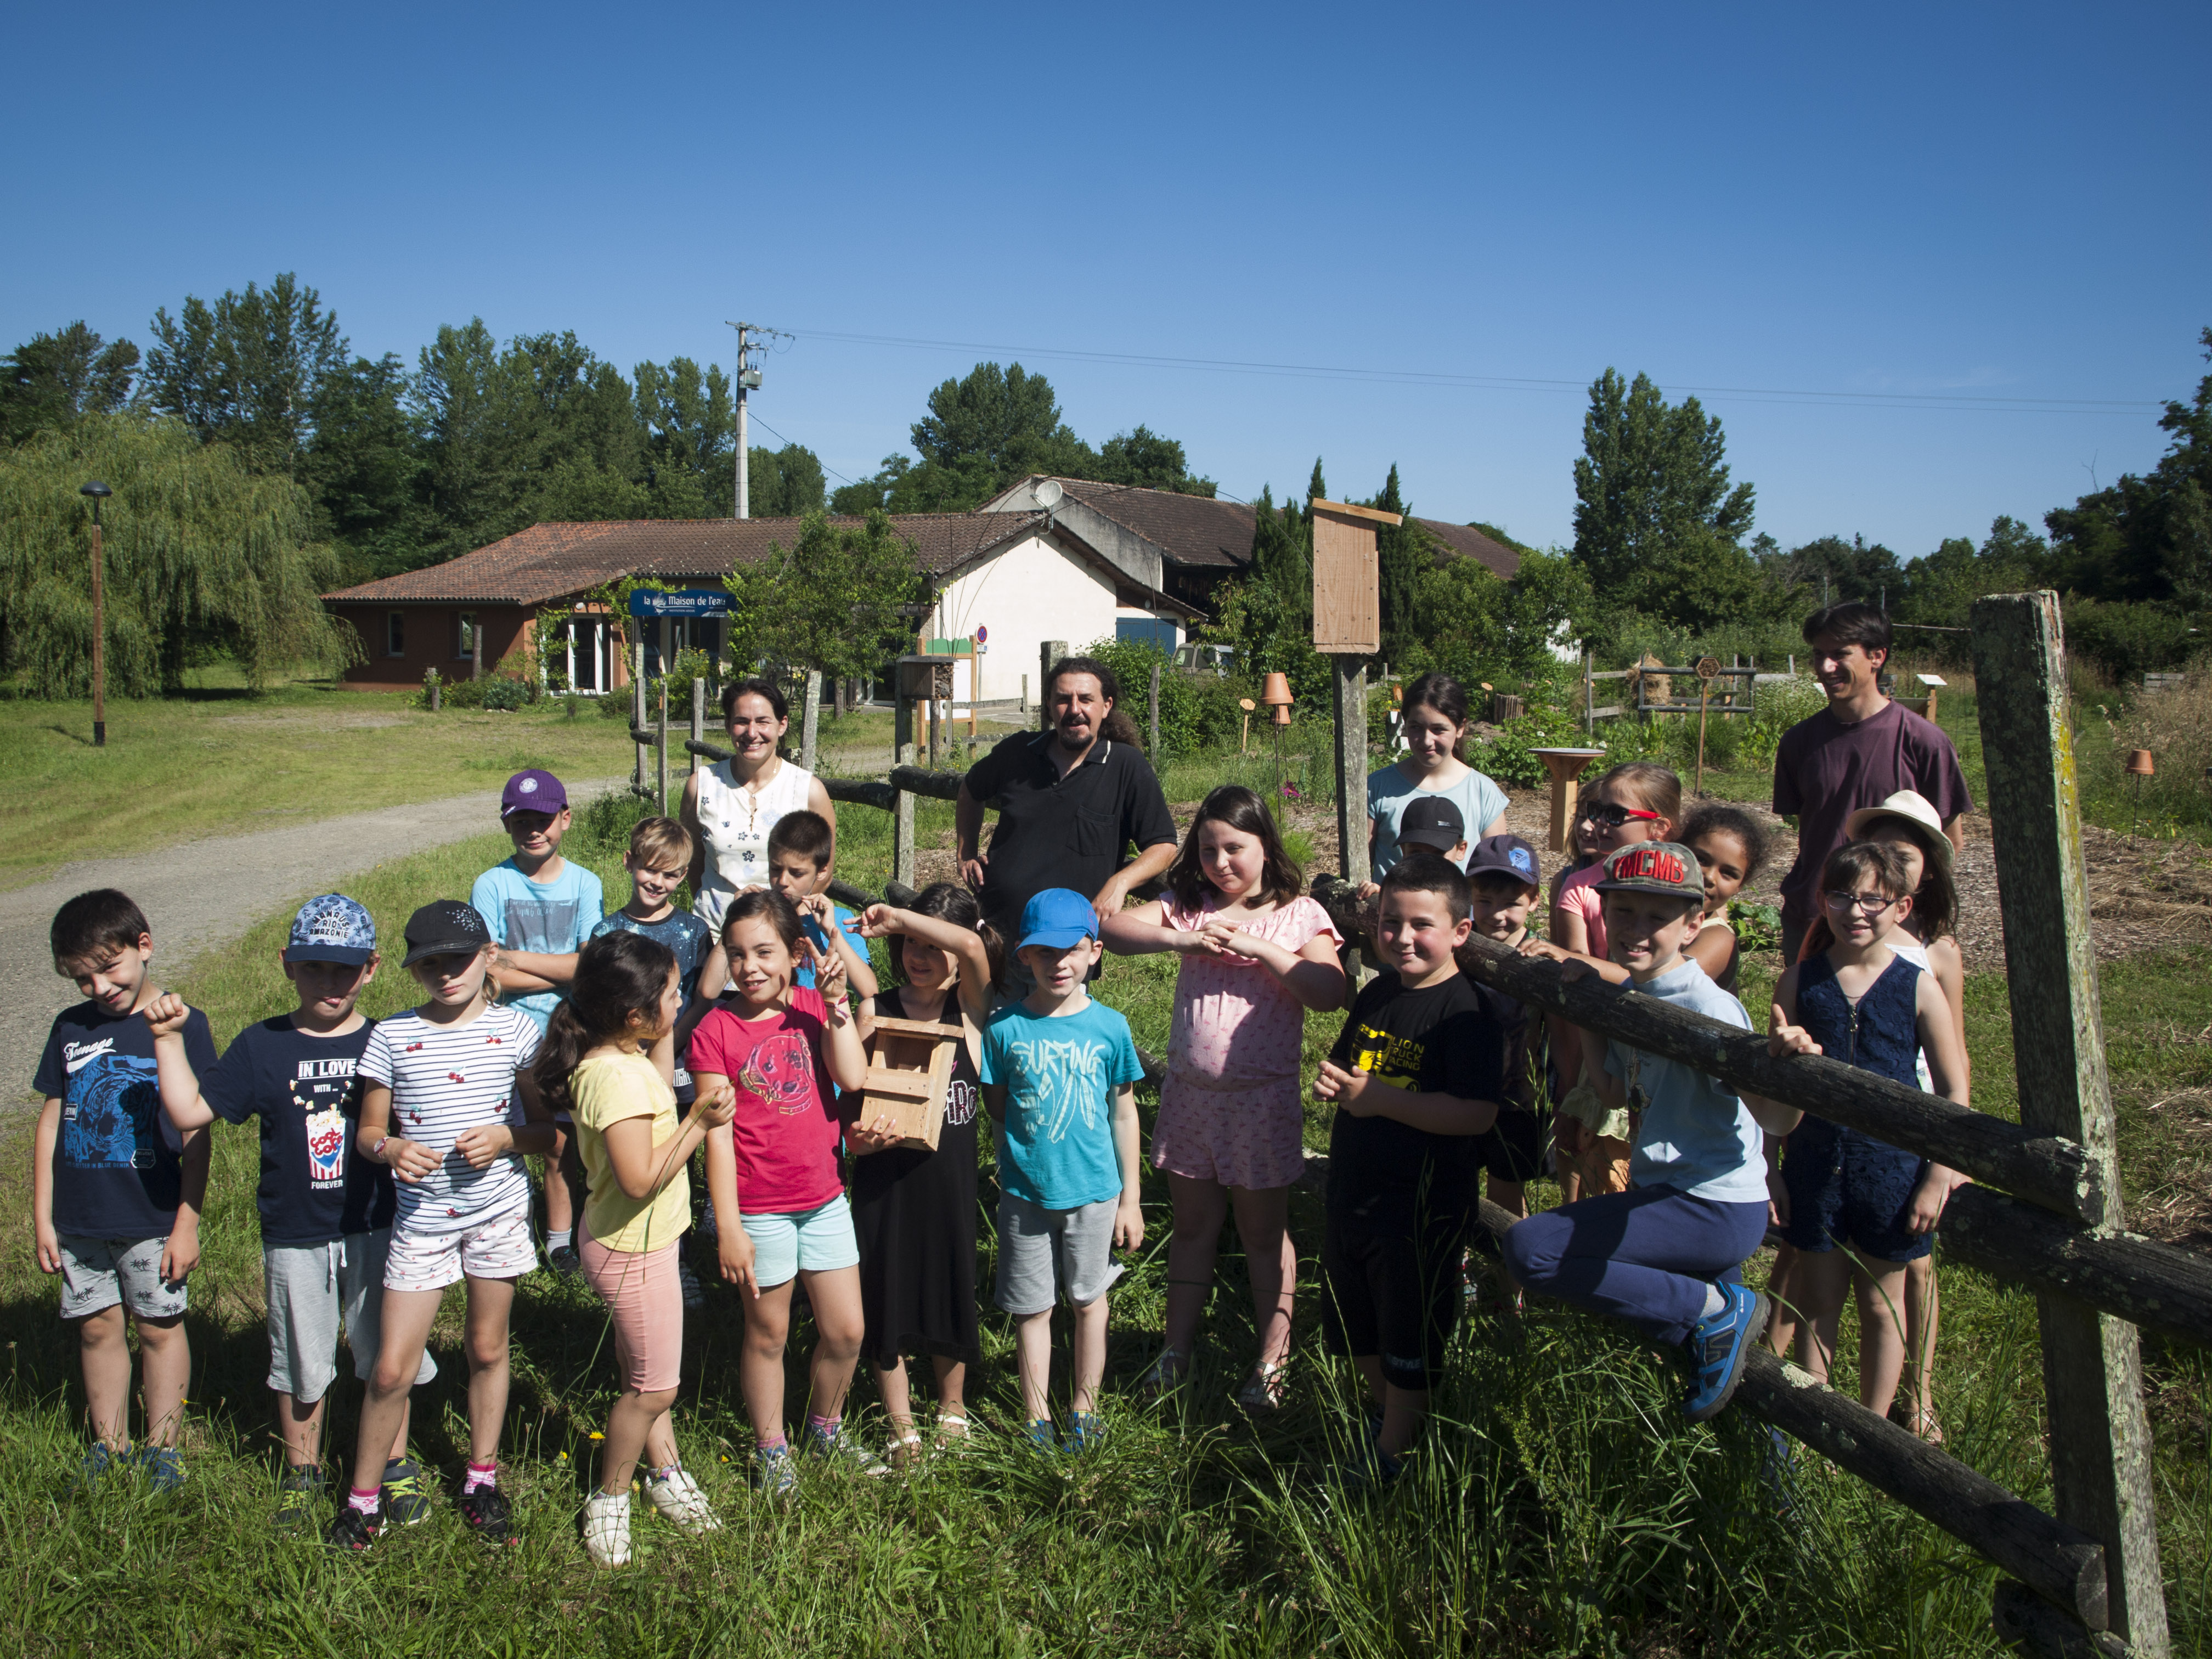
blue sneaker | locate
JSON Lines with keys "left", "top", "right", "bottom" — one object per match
{"left": 1339, "top": 1441, "right": 1403, "bottom": 1493}
{"left": 752, "top": 1443, "right": 798, "bottom": 1502}
{"left": 138, "top": 1447, "right": 186, "bottom": 1493}
{"left": 1065, "top": 1410, "right": 1105, "bottom": 1454}
{"left": 1683, "top": 1285, "right": 1770, "bottom": 1422}
{"left": 1024, "top": 1417, "right": 1059, "bottom": 1455}
{"left": 72, "top": 1442, "right": 125, "bottom": 1494}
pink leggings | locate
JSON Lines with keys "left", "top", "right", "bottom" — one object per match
{"left": 578, "top": 1227, "right": 684, "bottom": 1393}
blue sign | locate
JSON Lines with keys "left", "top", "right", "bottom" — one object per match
{"left": 628, "top": 589, "right": 730, "bottom": 618}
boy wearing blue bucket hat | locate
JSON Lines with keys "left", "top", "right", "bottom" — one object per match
{"left": 980, "top": 888, "right": 1147, "bottom": 1454}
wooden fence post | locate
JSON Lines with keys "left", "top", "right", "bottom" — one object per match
{"left": 1971, "top": 591, "right": 2170, "bottom": 1657}
{"left": 800, "top": 669, "right": 822, "bottom": 775}
{"left": 892, "top": 696, "right": 916, "bottom": 890}
{"left": 690, "top": 678, "right": 704, "bottom": 776}
{"left": 631, "top": 648, "right": 648, "bottom": 797}
{"left": 1039, "top": 640, "right": 1066, "bottom": 732}
{"left": 1334, "top": 657, "right": 1368, "bottom": 885}
{"left": 656, "top": 679, "right": 669, "bottom": 816}
{"left": 1148, "top": 662, "right": 1161, "bottom": 757}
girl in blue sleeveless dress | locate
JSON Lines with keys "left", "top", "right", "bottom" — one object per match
{"left": 1765, "top": 841, "right": 1972, "bottom": 1421}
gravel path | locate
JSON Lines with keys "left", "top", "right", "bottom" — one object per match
{"left": 2, "top": 780, "right": 622, "bottom": 1104}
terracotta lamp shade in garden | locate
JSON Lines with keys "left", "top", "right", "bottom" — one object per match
{"left": 1261, "top": 672, "right": 1294, "bottom": 726}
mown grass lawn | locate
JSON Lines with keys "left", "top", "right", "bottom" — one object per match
{"left": 0, "top": 789, "right": 2204, "bottom": 1656}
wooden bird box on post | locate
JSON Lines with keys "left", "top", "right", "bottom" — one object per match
{"left": 856, "top": 1016, "right": 968, "bottom": 1151}
{"left": 1310, "top": 498, "right": 1402, "bottom": 886}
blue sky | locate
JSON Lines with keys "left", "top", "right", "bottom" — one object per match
{"left": 4, "top": 1, "right": 2205, "bottom": 557}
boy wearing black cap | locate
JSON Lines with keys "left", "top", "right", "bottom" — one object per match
{"left": 471, "top": 768, "right": 604, "bottom": 1273}
{"left": 145, "top": 894, "right": 437, "bottom": 1531}
{"left": 1459, "top": 835, "right": 1548, "bottom": 1232}
{"left": 325, "top": 900, "right": 555, "bottom": 1553}
{"left": 1502, "top": 844, "right": 1809, "bottom": 1422}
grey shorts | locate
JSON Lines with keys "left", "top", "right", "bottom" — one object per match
{"left": 59, "top": 1235, "right": 187, "bottom": 1322}
{"left": 266, "top": 1233, "right": 438, "bottom": 1404}
{"left": 995, "top": 1194, "right": 1124, "bottom": 1316}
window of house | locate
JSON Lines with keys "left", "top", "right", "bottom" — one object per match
{"left": 458, "top": 612, "right": 477, "bottom": 658}
{"left": 386, "top": 612, "right": 405, "bottom": 657}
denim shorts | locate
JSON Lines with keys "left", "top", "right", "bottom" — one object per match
{"left": 740, "top": 1195, "right": 860, "bottom": 1288}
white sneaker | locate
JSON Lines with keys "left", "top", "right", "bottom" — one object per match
{"left": 583, "top": 1489, "right": 631, "bottom": 1567}
{"left": 644, "top": 1466, "right": 722, "bottom": 1534}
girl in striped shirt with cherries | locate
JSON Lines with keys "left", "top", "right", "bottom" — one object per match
{"left": 326, "top": 900, "right": 556, "bottom": 1553}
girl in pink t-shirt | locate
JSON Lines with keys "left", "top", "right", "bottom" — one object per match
{"left": 1102, "top": 785, "right": 1345, "bottom": 1410}
{"left": 693, "top": 888, "right": 870, "bottom": 1495}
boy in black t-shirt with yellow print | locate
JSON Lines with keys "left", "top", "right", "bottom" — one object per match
{"left": 1315, "top": 853, "right": 1513, "bottom": 1488}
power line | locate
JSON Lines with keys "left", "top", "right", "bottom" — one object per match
{"left": 787, "top": 327, "right": 2161, "bottom": 416}
{"left": 744, "top": 411, "right": 860, "bottom": 487}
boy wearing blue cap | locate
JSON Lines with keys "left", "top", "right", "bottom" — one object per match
{"left": 980, "top": 888, "right": 1147, "bottom": 1452}
{"left": 472, "top": 769, "right": 604, "bottom": 1273}
{"left": 145, "top": 895, "right": 437, "bottom": 1530}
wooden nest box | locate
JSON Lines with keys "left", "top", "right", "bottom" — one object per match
{"left": 856, "top": 1016, "right": 967, "bottom": 1151}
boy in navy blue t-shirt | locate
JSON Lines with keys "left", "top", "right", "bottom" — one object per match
{"left": 31, "top": 889, "right": 213, "bottom": 1493}
{"left": 149, "top": 894, "right": 438, "bottom": 1532}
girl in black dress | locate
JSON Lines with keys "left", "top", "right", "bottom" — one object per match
{"left": 848, "top": 884, "right": 999, "bottom": 1468}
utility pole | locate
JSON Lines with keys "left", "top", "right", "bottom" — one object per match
{"left": 724, "top": 321, "right": 780, "bottom": 520}
{"left": 80, "top": 481, "right": 111, "bottom": 747}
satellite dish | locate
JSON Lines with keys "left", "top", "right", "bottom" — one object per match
{"left": 1034, "top": 478, "right": 1064, "bottom": 511}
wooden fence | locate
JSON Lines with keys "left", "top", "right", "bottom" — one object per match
{"left": 632, "top": 594, "right": 2186, "bottom": 1655}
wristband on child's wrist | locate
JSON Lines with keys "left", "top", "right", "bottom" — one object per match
{"left": 372, "top": 1135, "right": 391, "bottom": 1164}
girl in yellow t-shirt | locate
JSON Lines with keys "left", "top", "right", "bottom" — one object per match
{"left": 533, "top": 931, "right": 734, "bottom": 1567}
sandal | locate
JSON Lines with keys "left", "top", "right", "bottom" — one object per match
{"left": 1235, "top": 1360, "right": 1288, "bottom": 1414}
{"left": 932, "top": 1412, "right": 975, "bottom": 1454}
{"left": 887, "top": 1431, "right": 926, "bottom": 1473}
{"left": 1135, "top": 1348, "right": 1191, "bottom": 1402}
{"left": 1888, "top": 1399, "right": 1945, "bottom": 1445}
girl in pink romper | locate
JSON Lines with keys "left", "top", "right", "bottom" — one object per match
{"left": 1101, "top": 785, "right": 1345, "bottom": 1410}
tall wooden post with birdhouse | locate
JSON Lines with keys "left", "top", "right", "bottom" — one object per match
{"left": 1311, "top": 498, "right": 1401, "bottom": 885}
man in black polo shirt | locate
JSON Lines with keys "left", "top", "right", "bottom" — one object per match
{"left": 957, "top": 655, "right": 1180, "bottom": 960}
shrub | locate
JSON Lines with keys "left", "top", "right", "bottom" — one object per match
{"left": 481, "top": 676, "right": 530, "bottom": 712}
{"left": 1477, "top": 705, "right": 1589, "bottom": 788}
{"left": 2064, "top": 596, "right": 2198, "bottom": 683}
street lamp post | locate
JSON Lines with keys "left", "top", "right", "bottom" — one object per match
{"left": 80, "top": 481, "right": 111, "bottom": 747}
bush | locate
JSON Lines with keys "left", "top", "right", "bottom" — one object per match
{"left": 2063, "top": 596, "right": 2199, "bottom": 682}
{"left": 482, "top": 675, "right": 530, "bottom": 712}
{"left": 1476, "top": 705, "right": 1589, "bottom": 788}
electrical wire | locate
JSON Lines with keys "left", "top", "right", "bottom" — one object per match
{"left": 784, "top": 328, "right": 2160, "bottom": 417}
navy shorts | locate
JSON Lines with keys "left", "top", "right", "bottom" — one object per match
{"left": 1472, "top": 1109, "right": 1546, "bottom": 1185}
{"left": 1781, "top": 1120, "right": 1932, "bottom": 1263}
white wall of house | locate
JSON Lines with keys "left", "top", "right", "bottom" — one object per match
{"left": 929, "top": 532, "right": 1120, "bottom": 703}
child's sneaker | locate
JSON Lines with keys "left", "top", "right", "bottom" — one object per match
{"left": 752, "top": 1443, "right": 798, "bottom": 1502}
{"left": 275, "top": 1466, "right": 326, "bottom": 1534}
{"left": 138, "top": 1447, "right": 186, "bottom": 1493}
{"left": 324, "top": 1503, "right": 381, "bottom": 1553}
{"left": 1682, "top": 1285, "right": 1770, "bottom": 1423}
{"left": 1024, "top": 1417, "right": 1060, "bottom": 1455}
{"left": 1133, "top": 1348, "right": 1190, "bottom": 1403}
{"left": 547, "top": 1243, "right": 582, "bottom": 1279}
{"left": 643, "top": 1467, "right": 721, "bottom": 1534}
{"left": 803, "top": 1421, "right": 889, "bottom": 1477}
{"left": 458, "top": 1485, "right": 518, "bottom": 1547}
{"left": 1339, "top": 1442, "right": 1404, "bottom": 1493}
{"left": 582, "top": 1489, "right": 631, "bottom": 1567}
{"left": 1065, "top": 1410, "right": 1105, "bottom": 1454}
{"left": 71, "top": 1442, "right": 125, "bottom": 1494}
{"left": 678, "top": 1255, "right": 705, "bottom": 1310}
{"left": 380, "top": 1457, "right": 433, "bottom": 1526}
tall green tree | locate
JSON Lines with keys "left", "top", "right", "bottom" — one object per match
{"left": 1369, "top": 464, "right": 1427, "bottom": 669}
{"left": 747, "top": 443, "right": 827, "bottom": 517}
{"left": 1094, "top": 425, "right": 1216, "bottom": 495}
{"left": 304, "top": 353, "right": 427, "bottom": 579}
{"left": 0, "top": 413, "right": 353, "bottom": 695}
{"left": 635, "top": 357, "right": 733, "bottom": 516}
{"left": 725, "top": 509, "right": 924, "bottom": 684}
{"left": 1, "top": 323, "right": 140, "bottom": 443}
{"left": 146, "top": 273, "right": 345, "bottom": 476}
{"left": 1779, "top": 533, "right": 1904, "bottom": 609}
{"left": 1571, "top": 369, "right": 1760, "bottom": 627}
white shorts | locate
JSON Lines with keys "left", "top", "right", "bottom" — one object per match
{"left": 265, "top": 1233, "right": 438, "bottom": 1403}
{"left": 383, "top": 1207, "right": 536, "bottom": 1293}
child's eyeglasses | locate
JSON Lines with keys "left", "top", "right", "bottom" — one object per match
{"left": 1821, "top": 889, "right": 1898, "bottom": 915}
{"left": 1576, "top": 803, "right": 1662, "bottom": 828}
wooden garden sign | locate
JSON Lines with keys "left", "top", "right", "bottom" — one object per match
{"left": 1310, "top": 498, "right": 1402, "bottom": 885}
{"left": 856, "top": 1015, "right": 966, "bottom": 1150}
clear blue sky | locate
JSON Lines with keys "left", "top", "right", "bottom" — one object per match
{"left": 5, "top": 1, "right": 2205, "bottom": 558}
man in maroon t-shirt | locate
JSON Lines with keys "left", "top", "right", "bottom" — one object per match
{"left": 1771, "top": 602, "right": 1971, "bottom": 962}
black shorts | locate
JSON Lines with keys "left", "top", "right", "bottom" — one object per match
{"left": 1320, "top": 1209, "right": 1470, "bottom": 1391}
{"left": 1472, "top": 1109, "right": 1547, "bottom": 1184}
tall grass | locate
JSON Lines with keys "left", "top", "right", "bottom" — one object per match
{"left": 2076, "top": 672, "right": 2212, "bottom": 838}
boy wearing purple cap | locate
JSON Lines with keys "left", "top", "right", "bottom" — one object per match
{"left": 145, "top": 894, "right": 437, "bottom": 1532}
{"left": 980, "top": 889, "right": 1147, "bottom": 1453}
{"left": 471, "top": 769, "right": 604, "bottom": 1273}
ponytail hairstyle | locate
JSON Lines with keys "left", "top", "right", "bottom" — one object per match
{"left": 1593, "top": 760, "right": 1683, "bottom": 834}
{"left": 532, "top": 930, "right": 679, "bottom": 1121}
{"left": 721, "top": 885, "right": 802, "bottom": 953}
{"left": 1048, "top": 654, "right": 1146, "bottom": 747}
{"left": 889, "top": 881, "right": 1005, "bottom": 994}
{"left": 1398, "top": 670, "right": 1473, "bottom": 763}
{"left": 1167, "top": 784, "right": 1302, "bottom": 912}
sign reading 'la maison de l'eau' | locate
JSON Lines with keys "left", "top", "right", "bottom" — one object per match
{"left": 627, "top": 589, "right": 731, "bottom": 618}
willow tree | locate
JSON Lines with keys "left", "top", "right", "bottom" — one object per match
{"left": 0, "top": 412, "right": 356, "bottom": 696}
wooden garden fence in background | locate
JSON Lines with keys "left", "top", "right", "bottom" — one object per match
{"left": 632, "top": 595, "right": 2191, "bottom": 1657}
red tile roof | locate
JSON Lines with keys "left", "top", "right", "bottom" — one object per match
{"left": 323, "top": 513, "right": 1043, "bottom": 606}
{"left": 1414, "top": 518, "right": 1522, "bottom": 579}
{"left": 1049, "top": 479, "right": 1257, "bottom": 568}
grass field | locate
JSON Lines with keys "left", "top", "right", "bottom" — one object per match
{"left": 1, "top": 780, "right": 2205, "bottom": 1657}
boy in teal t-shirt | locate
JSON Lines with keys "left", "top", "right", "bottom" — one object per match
{"left": 980, "top": 889, "right": 1145, "bottom": 1454}
{"left": 470, "top": 769, "right": 603, "bottom": 1274}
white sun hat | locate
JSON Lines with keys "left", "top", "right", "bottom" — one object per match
{"left": 1843, "top": 789, "right": 1952, "bottom": 871}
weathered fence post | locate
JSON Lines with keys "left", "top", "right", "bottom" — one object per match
{"left": 892, "top": 696, "right": 916, "bottom": 891}
{"left": 800, "top": 669, "right": 822, "bottom": 775}
{"left": 1333, "top": 658, "right": 1368, "bottom": 885}
{"left": 1148, "top": 661, "right": 1162, "bottom": 758}
{"left": 690, "top": 678, "right": 704, "bottom": 777}
{"left": 656, "top": 679, "right": 669, "bottom": 817}
{"left": 631, "top": 649, "right": 648, "bottom": 798}
{"left": 1039, "top": 640, "right": 1066, "bottom": 732}
{"left": 1972, "top": 591, "right": 2170, "bottom": 1658}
